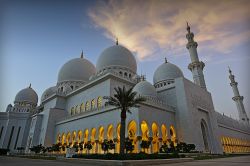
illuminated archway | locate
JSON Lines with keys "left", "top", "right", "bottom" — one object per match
{"left": 170, "top": 125, "right": 177, "bottom": 146}
{"left": 61, "top": 133, "right": 66, "bottom": 145}
{"left": 107, "top": 124, "right": 113, "bottom": 140}
{"left": 97, "top": 97, "right": 102, "bottom": 109}
{"left": 152, "top": 122, "right": 159, "bottom": 153}
{"left": 98, "top": 126, "right": 105, "bottom": 153}
{"left": 128, "top": 120, "right": 137, "bottom": 153}
{"left": 66, "top": 132, "right": 71, "bottom": 145}
{"left": 56, "top": 133, "right": 61, "bottom": 144}
{"left": 141, "top": 121, "right": 149, "bottom": 153}
{"left": 91, "top": 128, "right": 96, "bottom": 153}
{"left": 141, "top": 121, "right": 149, "bottom": 141}
{"left": 116, "top": 123, "right": 121, "bottom": 153}
{"left": 77, "top": 130, "right": 83, "bottom": 144}
{"left": 91, "top": 99, "right": 96, "bottom": 110}
{"left": 85, "top": 101, "right": 90, "bottom": 111}
{"left": 84, "top": 129, "right": 89, "bottom": 143}
{"left": 80, "top": 102, "right": 85, "bottom": 112}
{"left": 161, "top": 124, "right": 168, "bottom": 143}
{"left": 72, "top": 131, "right": 77, "bottom": 146}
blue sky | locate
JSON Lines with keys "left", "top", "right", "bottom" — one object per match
{"left": 1, "top": 0, "right": 250, "bottom": 119}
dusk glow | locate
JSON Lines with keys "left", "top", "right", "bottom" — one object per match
{"left": 1, "top": 0, "right": 250, "bottom": 119}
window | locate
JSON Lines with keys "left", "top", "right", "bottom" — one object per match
{"left": 70, "top": 86, "right": 74, "bottom": 90}
{"left": 80, "top": 103, "right": 85, "bottom": 112}
{"left": 85, "top": 101, "right": 90, "bottom": 111}
{"left": 97, "top": 97, "right": 102, "bottom": 109}
{"left": 71, "top": 107, "right": 75, "bottom": 115}
{"left": 91, "top": 99, "right": 95, "bottom": 110}
{"left": 124, "top": 72, "right": 128, "bottom": 77}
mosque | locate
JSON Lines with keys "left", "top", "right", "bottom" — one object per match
{"left": 0, "top": 24, "right": 250, "bottom": 154}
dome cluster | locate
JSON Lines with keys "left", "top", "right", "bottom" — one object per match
{"left": 17, "top": 42, "right": 184, "bottom": 104}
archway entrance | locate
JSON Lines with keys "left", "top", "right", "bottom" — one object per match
{"left": 128, "top": 120, "right": 137, "bottom": 153}
{"left": 201, "top": 120, "right": 210, "bottom": 152}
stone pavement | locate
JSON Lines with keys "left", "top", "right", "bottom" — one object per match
{"left": 0, "top": 155, "right": 250, "bottom": 166}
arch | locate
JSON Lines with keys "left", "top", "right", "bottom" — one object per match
{"left": 97, "top": 97, "right": 102, "bottom": 109}
{"left": 141, "top": 121, "right": 149, "bottom": 141}
{"left": 116, "top": 123, "right": 121, "bottom": 153}
{"left": 75, "top": 105, "right": 79, "bottom": 114}
{"left": 91, "top": 128, "right": 96, "bottom": 154}
{"left": 128, "top": 120, "right": 137, "bottom": 153}
{"left": 77, "top": 130, "right": 83, "bottom": 143}
{"left": 80, "top": 102, "right": 85, "bottom": 112}
{"left": 98, "top": 126, "right": 105, "bottom": 154}
{"left": 99, "top": 126, "right": 105, "bottom": 142}
{"left": 84, "top": 129, "right": 89, "bottom": 143}
{"left": 56, "top": 133, "right": 61, "bottom": 144}
{"left": 107, "top": 124, "right": 114, "bottom": 140}
{"left": 170, "top": 125, "right": 177, "bottom": 146}
{"left": 72, "top": 131, "right": 77, "bottom": 145}
{"left": 61, "top": 133, "right": 66, "bottom": 145}
{"left": 152, "top": 122, "right": 159, "bottom": 153}
{"left": 161, "top": 124, "right": 168, "bottom": 143}
{"left": 71, "top": 107, "right": 75, "bottom": 115}
{"left": 91, "top": 99, "right": 96, "bottom": 110}
{"left": 66, "top": 132, "right": 71, "bottom": 145}
{"left": 200, "top": 120, "right": 209, "bottom": 152}
{"left": 85, "top": 101, "right": 90, "bottom": 111}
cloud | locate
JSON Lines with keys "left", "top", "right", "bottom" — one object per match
{"left": 88, "top": 0, "right": 250, "bottom": 61}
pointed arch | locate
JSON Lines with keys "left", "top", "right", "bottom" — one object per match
{"left": 152, "top": 122, "right": 159, "bottom": 153}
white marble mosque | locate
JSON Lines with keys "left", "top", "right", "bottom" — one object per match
{"left": 0, "top": 24, "right": 250, "bottom": 154}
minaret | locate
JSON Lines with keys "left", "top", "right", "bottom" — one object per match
{"left": 186, "top": 22, "right": 207, "bottom": 90}
{"left": 228, "top": 67, "right": 249, "bottom": 125}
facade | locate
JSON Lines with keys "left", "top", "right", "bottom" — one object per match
{"left": 1, "top": 25, "right": 250, "bottom": 154}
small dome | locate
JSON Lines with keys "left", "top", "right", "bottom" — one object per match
{"left": 133, "top": 80, "right": 157, "bottom": 97}
{"left": 58, "top": 57, "right": 96, "bottom": 83}
{"left": 153, "top": 61, "right": 183, "bottom": 84}
{"left": 41, "top": 86, "right": 56, "bottom": 102}
{"left": 15, "top": 85, "right": 38, "bottom": 105}
{"left": 96, "top": 45, "right": 137, "bottom": 73}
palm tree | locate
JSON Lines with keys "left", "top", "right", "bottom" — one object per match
{"left": 104, "top": 86, "right": 146, "bottom": 154}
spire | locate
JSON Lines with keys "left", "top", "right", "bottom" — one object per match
{"left": 165, "top": 57, "right": 168, "bottom": 63}
{"left": 228, "top": 67, "right": 249, "bottom": 124}
{"left": 80, "top": 50, "right": 84, "bottom": 58}
{"left": 186, "top": 21, "right": 191, "bottom": 33}
{"left": 116, "top": 37, "right": 118, "bottom": 45}
{"left": 228, "top": 66, "right": 232, "bottom": 74}
{"left": 29, "top": 83, "right": 31, "bottom": 88}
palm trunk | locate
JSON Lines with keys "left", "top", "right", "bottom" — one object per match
{"left": 120, "top": 110, "right": 126, "bottom": 154}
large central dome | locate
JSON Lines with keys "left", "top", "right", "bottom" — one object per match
{"left": 96, "top": 45, "right": 137, "bottom": 73}
{"left": 58, "top": 57, "right": 96, "bottom": 83}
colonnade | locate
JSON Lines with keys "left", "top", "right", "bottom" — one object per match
{"left": 56, "top": 120, "right": 177, "bottom": 154}
{"left": 221, "top": 136, "right": 250, "bottom": 153}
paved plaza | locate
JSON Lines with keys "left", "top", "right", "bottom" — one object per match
{"left": 0, "top": 155, "right": 250, "bottom": 166}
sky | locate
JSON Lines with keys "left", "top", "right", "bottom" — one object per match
{"left": 0, "top": 0, "right": 250, "bottom": 120}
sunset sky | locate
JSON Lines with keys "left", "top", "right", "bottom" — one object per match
{"left": 1, "top": 0, "right": 250, "bottom": 119}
